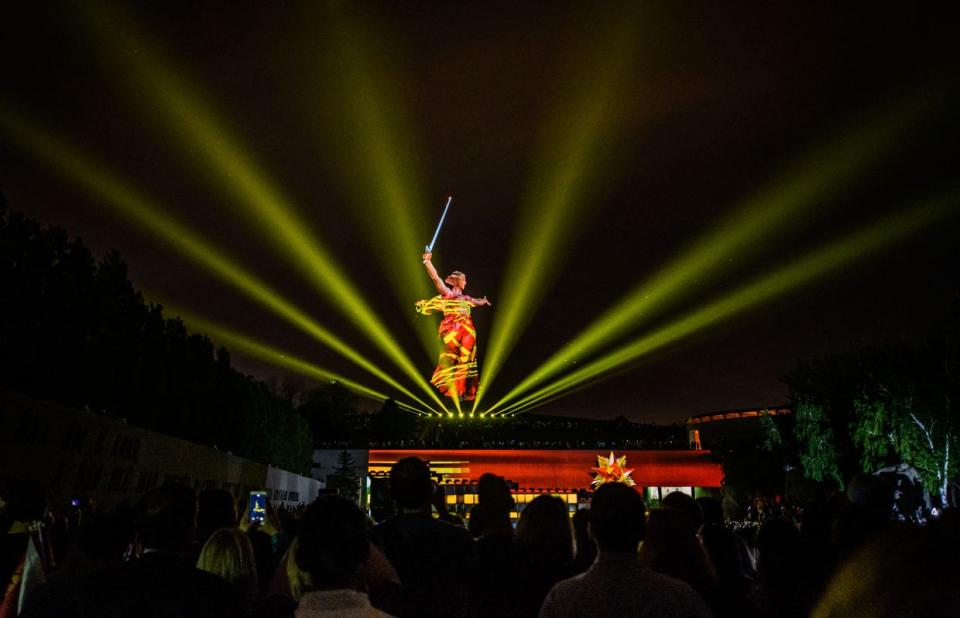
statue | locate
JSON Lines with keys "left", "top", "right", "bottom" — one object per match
{"left": 417, "top": 251, "right": 491, "bottom": 401}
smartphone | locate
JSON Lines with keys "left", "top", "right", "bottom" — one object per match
{"left": 248, "top": 491, "right": 267, "bottom": 523}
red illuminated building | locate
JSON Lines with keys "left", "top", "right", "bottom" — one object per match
{"left": 365, "top": 449, "right": 723, "bottom": 519}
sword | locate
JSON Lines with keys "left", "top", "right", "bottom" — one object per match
{"left": 425, "top": 196, "right": 453, "bottom": 254}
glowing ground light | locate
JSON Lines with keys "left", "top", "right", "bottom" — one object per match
{"left": 0, "top": 106, "right": 441, "bottom": 415}
{"left": 79, "top": 4, "right": 448, "bottom": 414}
{"left": 486, "top": 90, "right": 942, "bottom": 415}
{"left": 499, "top": 189, "right": 959, "bottom": 416}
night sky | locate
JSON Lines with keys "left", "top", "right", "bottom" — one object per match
{"left": 2, "top": 1, "right": 958, "bottom": 422}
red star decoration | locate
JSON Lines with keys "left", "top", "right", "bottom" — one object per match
{"left": 591, "top": 451, "right": 636, "bottom": 488}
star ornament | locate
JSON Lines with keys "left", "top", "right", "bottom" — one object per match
{"left": 590, "top": 451, "right": 636, "bottom": 488}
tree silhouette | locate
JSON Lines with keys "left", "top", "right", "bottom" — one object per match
{"left": 328, "top": 449, "right": 360, "bottom": 501}
{"left": 0, "top": 198, "right": 314, "bottom": 474}
{"left": 297, "top": 381, "right": 359, "bottom": 441}
{"left": 371, "top": 397, "right": 416, "bottom": 439}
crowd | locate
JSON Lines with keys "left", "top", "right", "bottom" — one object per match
{"left": 2, "top": 461, "right": 958, "bottom": 617}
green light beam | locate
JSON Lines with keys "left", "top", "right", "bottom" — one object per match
{"left": 314, "top": 12, "right": 437, "bottom": 358}
{"left": 0, "top": 105, "right": 441, "bottom": 416}
{"left": 499, "top": 189, "right": 959, "bottom": 416}
{"left": 80, "top": 5, "right": 448, "bottom": 413}
{"left": 167, "top": 307, "right": 430, "bottom": 415}
{"left": 474, "top": 14, "right": 641, "bottom": 412}
{"left": 486, "top": 91, "right": 940, "bottom": 414}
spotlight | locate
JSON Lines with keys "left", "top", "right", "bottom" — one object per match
{"left": 487, "top": 90, "right": 941, "bottom": 414}
{"left": 501, "top": 189, "right": 958, "bottom": 415}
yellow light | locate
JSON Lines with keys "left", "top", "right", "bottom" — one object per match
{"left": 167, "top": 307, "right": 430, "bottom": 415}
{"left": 0, "top": 105, "right": 441, "bottom": 415}
{"left": 502, "top": 189, "right": 959, "bottom": 415}
{"left": 79, "top": 4, "right": 448, "bottom": 414}
{"left": 488, "top": 90, "right": 941, "bottom": 414}
{"left": 306, "top": 10, "right": 438, "bottom": 358}
{"left": 475, "top": 13, "right": 642, "bottom": 412}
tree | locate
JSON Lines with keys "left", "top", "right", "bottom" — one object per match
{"left": 272, "top": 376, "right": 310, "bottom": 408}
{"left": 792, "top": 400, "right": 843, "bottom": 486}
{"left": 760, "top": 412, "right": 783, "bottom": 451}
{"left": 891, "top": 398, "right": 956, "bottom": 507}
{"left": 784, "top": 349, "right": 885, "bottom": 485}
{"left": 851, "top": 395, "right": 893, "bottom": 473}
{"left": 298, "top": 381, "right": 360, "bottom": 443}
{"left": 786, "top": 318, "right": 960, "bottom": 507}
{"left": 370, "top": 397, "right": 417, "bottom": 440}
{"left": 328, "top": 450, "right": 360, "bottom": 501}
{"left": 0, "top": 200, "right": 314, "bottom": 474}
{"left": 849, "top": 389, "right": 957, "bottom": 508}
{"left": 710, "top": 443, "right": 786, "bottom": 519}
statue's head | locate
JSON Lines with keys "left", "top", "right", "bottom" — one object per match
{"left": 445, "top": 271, "right": 467, "bottom": 289}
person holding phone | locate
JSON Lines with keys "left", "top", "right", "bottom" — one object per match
{"left": 241, "top": 491, "right": 287, "bottom": 597}
{"left": 248, "top": 491, "right": 267, "bottom": 524}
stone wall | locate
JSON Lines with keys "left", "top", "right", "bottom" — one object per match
{"left": 1, "top": 389, "right": 319, "bottom": 509}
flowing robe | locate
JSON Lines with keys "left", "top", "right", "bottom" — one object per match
{"left": 416, "top": 295, "right": 479, "bottom": 401}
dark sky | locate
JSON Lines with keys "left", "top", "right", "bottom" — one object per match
{"left": 2, "top": 1, "right": 958, "bottom": 422}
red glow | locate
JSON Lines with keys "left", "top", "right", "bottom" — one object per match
{"left": 369, "top": 449, "right": 722, "bottom": 489}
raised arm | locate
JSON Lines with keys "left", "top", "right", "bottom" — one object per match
{"left": 422, "top": 252, "right": 451, "bottom": 296}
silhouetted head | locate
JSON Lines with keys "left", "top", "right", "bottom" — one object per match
{"left": 572, "top": 507, "right": 597, "bottom": 566}
{"left": 469, "top": 473, "right": 514, "bottom": 537}
{"left": 756, "top": 517, "right": 801, "bottom": 581}
{"left": 135, "top": 483, "right": 197, "bottom": 554}
{"left": 572, "top": 508, "right": 591, "bottom": 539}
{"left": 517, "top": 494, "right": 574, "bottom": 565}
{"left": 589, "top": 483, "right": 646, "bottom": 552}
{"left": 701, "top": 523, "right": 755, "bottom": 582}
{"left": 390, "top": 457, "right": 433, "bottom": 510}
{"left": 696, "top": 496, "right": 724, "bottom": 527}
{"left": 296, "top": 495, "right": 370, "bottom": 590}
{"left": 640, "top": 508, "right": 717, "bottom": 592}
{"left": 478, "top": 473, "right": 514, "bottom": 513}
{"left": 663, "top": 491, "right": 703, "bottom": 531}
{"left": 197, "top": 527, "right": 258, "bottom": 599}
{"left": 197, "top": 489, "right": 238, "bottom": 543}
